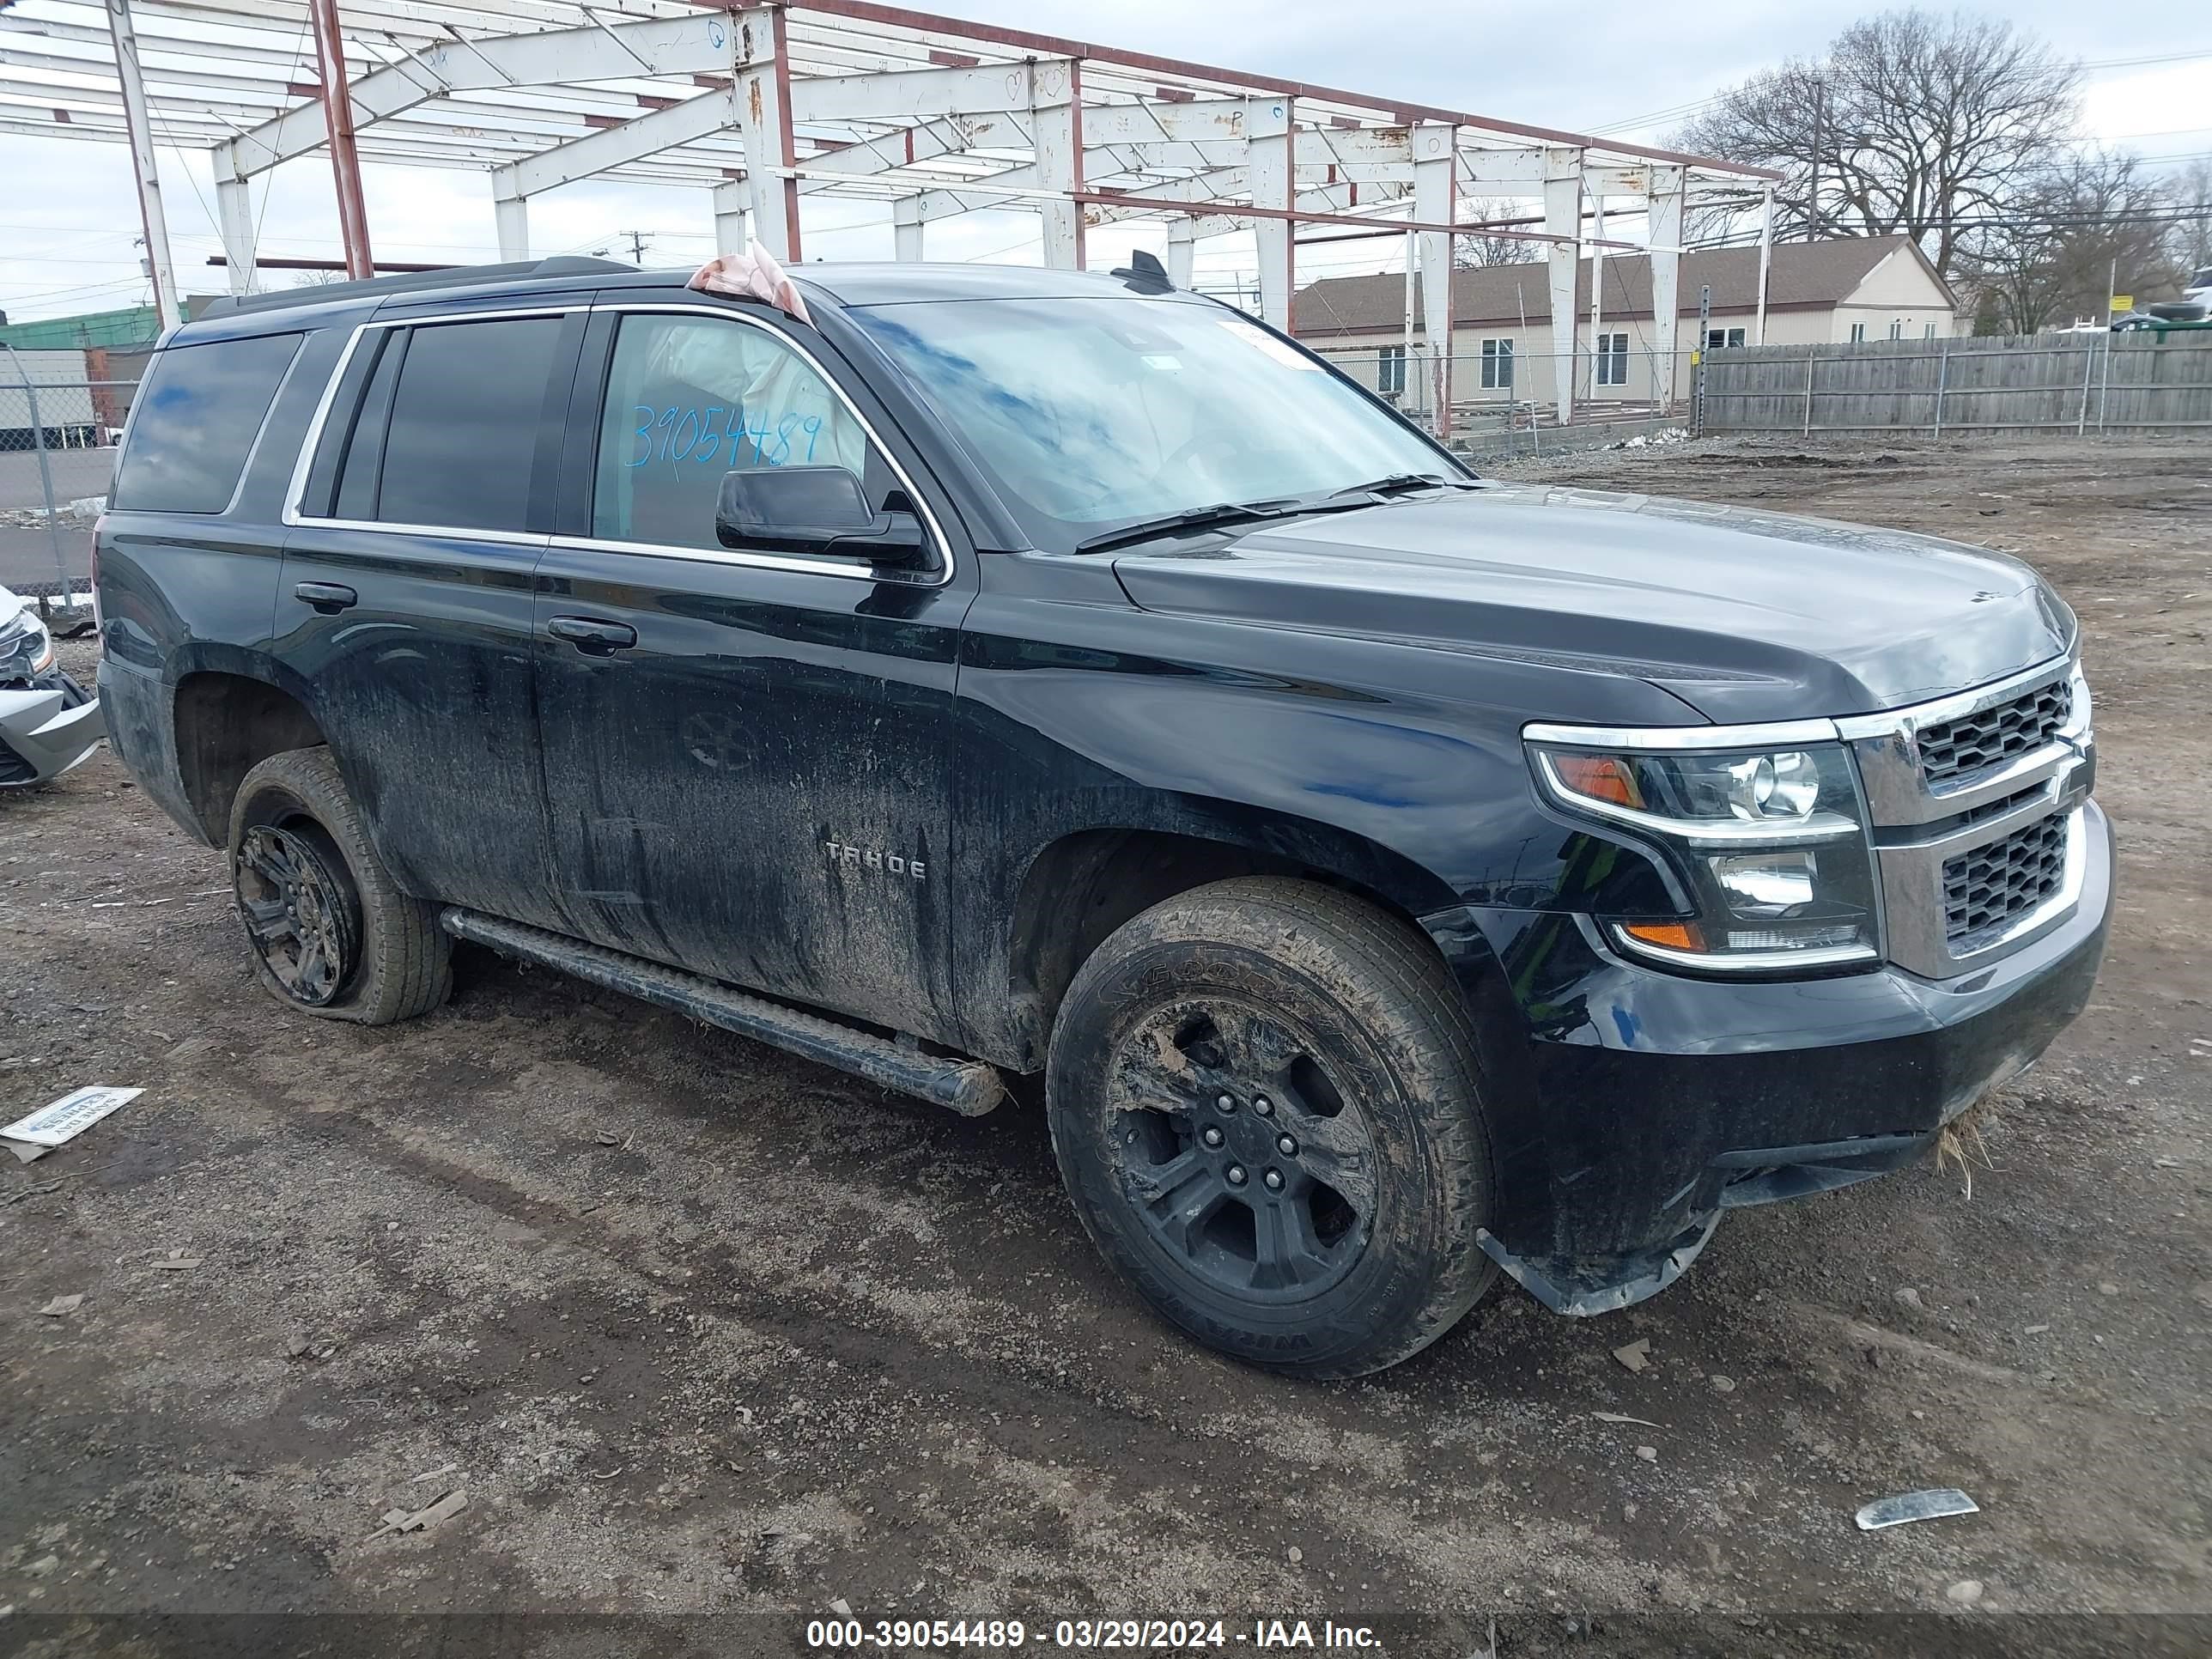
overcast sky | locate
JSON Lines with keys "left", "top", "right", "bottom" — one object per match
{"left": 2, "top": 0, "right": 2205, "bottom": 323}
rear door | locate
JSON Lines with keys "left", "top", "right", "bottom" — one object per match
{"left": 276, "top": 303, "right": 586, "bottom": 927}
{"left": 532, "top": 297, "right": 975, "bottom": 1042}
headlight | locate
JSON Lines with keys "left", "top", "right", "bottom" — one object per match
{"left": 0, "top": 605, "right": 54, "bottom": 678}
{"left": 1527, "top": 733, "right": 1881, "bottom": 972}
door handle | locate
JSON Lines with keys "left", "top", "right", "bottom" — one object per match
{"left": 294, "top": 580, "right": 357, "bottom": 614}
{"left": 547, "top": 615, "right": 638, "bottom": 655}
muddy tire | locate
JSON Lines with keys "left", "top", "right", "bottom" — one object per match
{"left": 228, "top": 746, "right": 451, "bottom": 1025}
{"left": 1047, "top": 877, "right": 1497, "bottom": 1378}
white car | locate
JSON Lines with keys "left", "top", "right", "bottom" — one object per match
{"left": 2184, "top": 267, "right": 2212, "bottom": 319}
{"left": 0, "top": 583, "right": 103, "bottom": 787}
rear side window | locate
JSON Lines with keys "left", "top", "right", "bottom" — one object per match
{"left": 370, "top": 317, "right": 563, "bottom": 532}
{"left": 111, "top": 332, "right": 301, "bottom": 513}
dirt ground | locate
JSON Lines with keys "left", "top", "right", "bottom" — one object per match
{"left": 2, "top": 437, "right": 2206, "bottom": 1657}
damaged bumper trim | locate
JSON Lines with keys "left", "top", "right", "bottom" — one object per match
{"left": 0, "top": 672, "right": 104, "bottom": 787}
{"left": 1476, "top": 1214, "right": 1722, "bottom": 1317}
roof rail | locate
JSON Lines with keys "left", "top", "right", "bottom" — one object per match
{"left": 197, "top": 256, "right": 636, "bottom": 319}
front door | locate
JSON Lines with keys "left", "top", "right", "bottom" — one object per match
{"left": 532, "top": 301, "right": 974, "bottom": 1044}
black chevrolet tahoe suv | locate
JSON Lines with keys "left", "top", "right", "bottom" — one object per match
{"left": 94, "top": 255, "right": 2110, "bottom": 1377}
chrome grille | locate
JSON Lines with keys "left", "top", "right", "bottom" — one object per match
{"left": 1943, "top": 816, "right": 2069, "bottom": 945}
{"left": 1917, "top": 678, "right": 2071, "bottom": 784}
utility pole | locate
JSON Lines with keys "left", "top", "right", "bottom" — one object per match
{"left": 1808, "top": 78, "right": 1824, "bottom": 241}
{"left": 624, "top": 229, "right": 651, "bottom": 264}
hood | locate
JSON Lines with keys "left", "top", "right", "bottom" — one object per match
{"left": 1110, "top": 483, "right": 2074, "bottom": 723}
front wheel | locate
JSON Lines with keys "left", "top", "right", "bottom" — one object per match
{"left": 1046, "top": 878, "right": 1497, "bottom": 1378}
{"left": 228, "top": 746, "right": 451, "bottom": 1025}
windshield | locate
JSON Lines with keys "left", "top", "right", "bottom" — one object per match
{"left": 845, "top": 294, "right": 1463, "bottom": 552}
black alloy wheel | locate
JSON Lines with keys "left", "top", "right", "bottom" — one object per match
{"left": 234, "top": 818, "right": 362, "bottom": 1007}
{"left": 1109, "top": 999, "right": 1377, "bottom": 1301}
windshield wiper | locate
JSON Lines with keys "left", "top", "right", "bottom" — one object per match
{"left": 1329, "top": 471, "right": 1477, "bottom": 500}
{"left": 1073, "top": 498, "right": 1302, "bottom": 555}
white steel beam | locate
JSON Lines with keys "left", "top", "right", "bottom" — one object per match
{"left": 216, "top": 13, "right": 738, "bottom": 179}
{"left": 790, "top": 61, "right": 1044, "bottom": 124}
{"left": 797, "top": 110, "right": 1027, "bottom": 195}
{"left": 1080, "top": 97, "right": 1251, "bottom": 146}
{"left": 1184, "top": 178, "right": 1373, "bottom": 238}
{"left": 735, "top": 3, "right": 799, "bottom": 258}
{"left": 1457, "top": 149, "right": 1546, "bottom": 188}
{"left": 1031, "top": 58, "right": 1083, "bottom": 269}
{"left": 1413, "top": 122, "right": 1455, "bottom": 441}
{"left": 713, "top": 178, "right": 749, "bottom": 255}
{"left": 493, "top": 189, "right": 528, "bottom": 260}
{"left": 892, "top": 195, "right": 923, "bottom": 260}
{"left": 210, "top": 149, "right": 257, "bottom": 294}
{"left": 1165, "top": 219, "right": 1194, "bottom": 287}
{"left": 103, "top": 0, "right": 180, "bottom": 331}
{"left": 1249, "top": 95, "right": 1294, "bottom": 331}
{"left": 1646, "top": 163, "right": 1684, "bottom": 408}
{"left": 490, "top": 87, "right": 737, "bottom": 201}
{"left": 1543, "top": 145, "right": 1582, "bottom": 425}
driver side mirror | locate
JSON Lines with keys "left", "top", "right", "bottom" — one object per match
{"left": 714, "top": 466, "right": 928, "bottom": 566}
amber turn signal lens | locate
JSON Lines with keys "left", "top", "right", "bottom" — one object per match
{"left": 1552, "top": 752, "right": 1643, "bottom": 808}
{"left": 1620, "top": 921, "right": 1705, "bottom": 952}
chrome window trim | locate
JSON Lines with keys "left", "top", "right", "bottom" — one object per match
{"left": 283, "top": 301, "right": 956, "bottom": 587}
{"left": 544, "top": 531, "right": 878, "bottom": 580}
{"left": 582, "top": 302, "right": 955, "bottom": 588}
{"left": 281, "top": 302, "right": 587, "bottom": 536}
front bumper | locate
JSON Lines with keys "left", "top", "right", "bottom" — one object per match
{"left": 0, "top": 671, "right": 103, "bottom": 787}
{"left": 1430, "top": 798, "right": 2112, "bottom": 1315}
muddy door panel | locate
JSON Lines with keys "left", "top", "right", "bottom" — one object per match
{"left": 536, "top": 302, "right": 970, "bottom": 1042}
{"left": 532, "top": 550, "right": 964, "bottom": 1041}
{"left": 276, "top": 529, "right": 560, "bottom": 924}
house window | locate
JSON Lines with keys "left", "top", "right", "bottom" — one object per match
{"left": 1888, "top": 320, "right": 1904, "bottom": 340}
{"left": 1595, "top": 331, "right": 1629, "bottom": 386}
{"left": 1480, "top": 337, "right": 1513, "bottom": 390}
{"left": 1376, "top": 344, "right": 1406, "bottom": 396}
{"left": 1848, "top": 323, "right": 1868, "bottom": 343}
{"left": 1705, "top": 326, "right": 1746, "bottom": 350}
{"left": 1923, "top": 322, "right": 1937, "bottom": 339}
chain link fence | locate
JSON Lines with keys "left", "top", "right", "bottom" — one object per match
{"left": 0, "top": 374, "right": 128, "bottom": 601}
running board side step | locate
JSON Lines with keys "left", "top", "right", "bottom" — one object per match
{"left": 440, "top": 908, "right": 1006, "bottom": 1116}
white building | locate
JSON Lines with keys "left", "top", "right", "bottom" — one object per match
{"left": 1293, "top": 234, "right": 1960, "bottom": 418}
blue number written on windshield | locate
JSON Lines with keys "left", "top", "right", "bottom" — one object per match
{"left": 626, "top": 404, "right": 823, "bottom": 471}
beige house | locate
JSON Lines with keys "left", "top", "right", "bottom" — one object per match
{"left": 1291, "top": 234, "right": 1960, "bottom": 419}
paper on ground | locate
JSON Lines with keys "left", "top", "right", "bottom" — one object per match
{"left": 3, "top": 1085, "right": 143, "bottom": 1163}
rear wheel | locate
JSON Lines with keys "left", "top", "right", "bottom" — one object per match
{"left": 1046, "top": 878, "right": 1497, "bottom": 1378}
{"left": 228, "top": 746, "right": 450, "bottom": 1024}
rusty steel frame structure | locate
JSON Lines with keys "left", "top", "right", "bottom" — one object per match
{"left": 2, "top": 0, "right": 1778, "bottom": 434}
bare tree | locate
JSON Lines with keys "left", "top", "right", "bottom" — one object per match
{"left": 1962, "top": 149, "right": 2176, "bottom": 331}
{"left": 1452, "top": 198, "right": 1541, "bottom": 268}
{"left": 1677, "top": 9, "right": 2081, "bottom": 276}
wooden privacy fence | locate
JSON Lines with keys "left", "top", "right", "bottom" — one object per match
{"left": 1698, "top": 332, "right": 2212, "bottom": 437}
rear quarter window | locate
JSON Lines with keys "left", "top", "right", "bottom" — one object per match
{"left": 111, "top": 332, "right": 303, "bottom": 514}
